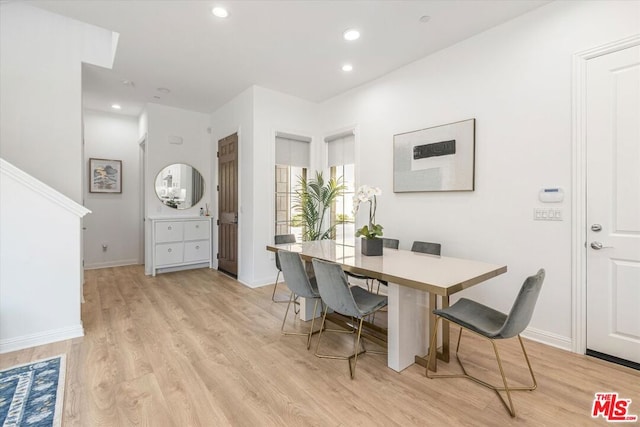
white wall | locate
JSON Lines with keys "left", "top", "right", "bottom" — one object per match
{"left": 209, "top": 86, "right": 321, "bottom": 286}
{"left": 210, "top": 87, "right": 254, "bottom": 283}
{"left": 144, "top": 103, "right": 212, "bottom": 274}
{"left": 0, "top": 160, "right": 89, "bottom": 353}
{"left": 316, "top": 0, "right": 640, "bottom": 346}
{"left": 83, "top": 110, "right": 141, "bottom": 268}
{"left": 251, "top": 87, "right": 321, "bottom": 285}
{"left": 0, "top": 3, "right": 117, "bottom": 203}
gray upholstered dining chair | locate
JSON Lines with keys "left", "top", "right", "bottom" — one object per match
{"left": 425, "top": 268, "right": 546, "bottom": 417}
{"left": 312, "top": 258, "right": 388, "bottom": 379}
{"left": 277, "top": 250, "right": 322, "bottom": 349}
{"left": 272, "top": 234, "right": 296, "bottom": 303}
{"left": 411, "top": 240, "right": 441, "bottom": 255}
{"left": 382, "top": 238, "right": 400, "bottom": 249}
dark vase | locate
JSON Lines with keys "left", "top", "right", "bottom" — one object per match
{"left": 361, "top": 237, "right": 383, "bottom": 256}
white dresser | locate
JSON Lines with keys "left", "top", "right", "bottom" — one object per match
{"left": 149, "top": 216, "right": 213, "bottom": 276}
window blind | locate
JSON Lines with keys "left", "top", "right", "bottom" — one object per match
{"left": 275, "top": 132, "right": 311, "bottom": 168}
{"left": 325, "top": 130, "right": 355, "bottom": 167}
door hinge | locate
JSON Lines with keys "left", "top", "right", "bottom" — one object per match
{"left": 217, "top": 151, "right": 219, "bottom": 158}
{"left": 216, "top": 253, "right": 220, "bottom": 259}
{"left": 217, "top": 185, "right": 219, "bottom": 191}
{"left": 216, "top": 219, "right": 220, "bottom": 225}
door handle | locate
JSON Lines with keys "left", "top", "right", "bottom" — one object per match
{"left": 233, "top": 214, "right": 238, "bottom": 224}
{"left": 590, "top": 241, "right": 613, "bottom": 250}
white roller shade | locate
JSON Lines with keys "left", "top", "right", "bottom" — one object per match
{"left": 275, "top": 132, "right": 311, "bottom": 168}
{"left": 325, "top": 130, "right": 355, "bottom": 167}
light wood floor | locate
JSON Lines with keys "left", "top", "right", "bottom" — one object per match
{"left": 1, "top": 265, "right": 638, "bottom": 426}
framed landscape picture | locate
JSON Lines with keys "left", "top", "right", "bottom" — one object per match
{"left": 89, "top": 158, "right": 122, "bottom": 193}
{"left": 393, "top": 118, "right": 475, "bottom": 192}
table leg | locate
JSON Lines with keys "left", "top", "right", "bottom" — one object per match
{"left": 440, "top": 296, "right": 450, "bottom": 363}
{"left": 428, "top": 293, "right": 437, "bottom": 371}
{"left": 387, "top": 283, "right": 428, "bottom": 372}
{"left": 426, "top": 293, "right": 450, "bottom": 371}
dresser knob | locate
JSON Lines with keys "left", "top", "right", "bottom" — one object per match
{"left": 196, "top": 225, "right": 199, "bottom": 228}
{"left": 168, "top": 226, "right": 172, "bottom": 230}
{"left": 196, "top": 245, "right": 200, "bottom": 250}
{"left": 168, "top": 248, "right": 172, "bottom": 253}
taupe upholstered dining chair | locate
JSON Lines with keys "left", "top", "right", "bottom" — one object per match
{"left": 411, "top": 240, "right": 441, "bottom": 256}
{"left": 277, "top": 250, "right": 322, "bottom": 349}
{"left": 425, "top": 269, "right": 546, "bottom": 417}
{"left": 272, "top": 234, "right": 296, "bottom": 303}
{"left": 312, "top": 258, "right": 388, "bottom": 379}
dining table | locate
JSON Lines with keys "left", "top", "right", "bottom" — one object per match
{"left": 266, "top": 239, "right": 507, "bottom": 372}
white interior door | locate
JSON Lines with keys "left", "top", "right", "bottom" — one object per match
{"left": 586, "top": 45, "right": 640, "bottom": 364}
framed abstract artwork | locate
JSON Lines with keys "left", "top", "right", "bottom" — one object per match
{"left": 393, "top": 118, "right": 475, "bottom": 192}
{"left": 89, "top": 158, "right": 122, "bottom": 193}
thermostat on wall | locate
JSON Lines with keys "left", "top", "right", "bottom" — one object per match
{"left": 539, "top": 187, "right": 564, "bottom": 203}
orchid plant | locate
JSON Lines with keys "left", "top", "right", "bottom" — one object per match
{"left": 353, "top": 185, "right": 384, "bottom": 239}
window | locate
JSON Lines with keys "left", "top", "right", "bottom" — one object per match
{"left": 331, "top": 164, "right": 355, "bottom": 246}
{"left": 326, "top": 130, "right": 355, "bottom": 246}
{"left": 275, "top": 133, "right": 310, "bottom": 241}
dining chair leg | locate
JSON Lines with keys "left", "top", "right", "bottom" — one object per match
{"left": 314, "top": 305, "right": 329, "bottom": 356}
{"left": 427, "top": 324, "right": 537, "bottom": 418}
{"left": 349, "top": 317, "right": 365, "bottom": 379}
{"left": 518, "top": 335, "right": 538, "bottom": 391}
{"left": 272, "top": 270, "right": 290, "bottom": 303}
{"left": 281, "top": 293, "right": 321, "bottom": 350}
{"left": 306, "top": 299, "right": 319, "bottom": 350}
{"left": 491, "top": 340, "right": 516, "bottom": 417}
{"left": 280, "top": 291, "right": 295, "bottom": 333}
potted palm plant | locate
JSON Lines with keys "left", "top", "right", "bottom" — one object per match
{"left": 294, "top": 171, "right": 346, "bottom": 241}
{"left": 353, "top": 185, "right": 384, "bottom": 255}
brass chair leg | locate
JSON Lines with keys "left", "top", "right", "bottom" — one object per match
{"left": 281, "top": 293, "right": 321, "bottom": 350}
{"left": 271, "top": 271, "right": 288, "bottom": 303}
{"left": 426, "top": 318, "right": 537, "bottom": 418}
{"left": 349, "top": 318, "right": 365, "bottom": 379}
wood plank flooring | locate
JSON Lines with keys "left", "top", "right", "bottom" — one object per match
{"left": 1, "top": 265, "right": 638, "bottom": 426}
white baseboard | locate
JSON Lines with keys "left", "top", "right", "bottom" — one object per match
{"left": 84, "top": 259, "right": 140, "bottom": 270}
{"left": 522, "top": 326, "right": 572, "bottom": 352}
{"left": 0, "top": 324, "right": 84, "bottom": 354}
{"left": 236, "top": 275, "right": 275, "bottom": 289}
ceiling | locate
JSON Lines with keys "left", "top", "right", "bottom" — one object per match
{"left": 28, "top": 0, "right": 549, "bottom": 117}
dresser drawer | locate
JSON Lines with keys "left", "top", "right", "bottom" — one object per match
{"left": 155, "top": 221, "right": 184, "bottom": 243}
{"left": 155, "top": 243, "right": 184, "bottom": 266}
{"left": 184, "top": 220, "right": 210, "bottom": 241}
{"left": 184, "top": 240, "right": 210, "bottom": 262}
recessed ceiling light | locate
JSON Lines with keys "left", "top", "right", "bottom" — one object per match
{"left": 419, "top": 15, "right": 431, "bottom": 23}
{"left": 342, "top": 64, "right": 353, "bottom": 72}
{"left": 212, "top": 7, "right": 228, "bottom": 18}
{"left": 343, "top": 29, "right": 360, "bottom": 41}
{"left": 111, "top": 104, "right": 121, "bottom": 110}
{"left": 157, "top": 87, "right": 171, "bottom": 94}
{"left": 121, "top": 80, "right": 135, "bottom": 87}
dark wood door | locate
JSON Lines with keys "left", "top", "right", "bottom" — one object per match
{"left": 218, "top": 133, "right": 238, "bottom": 276}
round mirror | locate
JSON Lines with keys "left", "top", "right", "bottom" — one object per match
{"left": 154, "top": 163, "right": 205, "bottom": 209}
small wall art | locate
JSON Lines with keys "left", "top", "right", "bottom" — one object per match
{"left": 89, "top": 158, "right": 122, "bottom": 193}
{"left": 393, "top": 118, "right": 475, "bottom": 192}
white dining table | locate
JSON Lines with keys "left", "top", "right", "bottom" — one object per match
{"left": 267, "top": 240, "right": 507, "bottom": 372}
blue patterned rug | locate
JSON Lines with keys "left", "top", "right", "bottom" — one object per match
{"left": 0, "top": 355, "right": 65, "bottom": 427}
